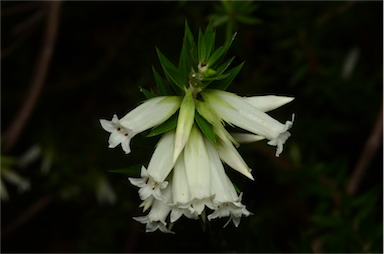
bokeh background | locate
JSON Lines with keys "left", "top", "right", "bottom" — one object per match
{"left": 1, "top": 1, "right": 383, "bottom": 253}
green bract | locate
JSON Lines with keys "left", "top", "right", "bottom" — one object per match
{"left": 149, "top": 21, "right": 244, "bottom": 144}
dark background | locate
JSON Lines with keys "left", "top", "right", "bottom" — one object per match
{"left": 1, "top": 1, "right": 382, "bottom": 253}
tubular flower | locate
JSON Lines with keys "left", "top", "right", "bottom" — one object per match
{"left": 100, "top": 23, "right": 294, "bottom": 233}
{"left": 202, "top": 89, "right": 294, "bottom": 157}
{"left": 100, "top": 96, "right": 181, "bottom": 154}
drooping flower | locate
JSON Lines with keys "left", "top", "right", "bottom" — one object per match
{"left": 101, "top": 22, "right": 295, "bottom": 233}
{"left": 100, "top": 96, "right": 181, "bottom": 154}
{"left": 183, "top": 125, "right": 215, "bottom": 214}
{"left": 128, "top": 166, "right": 168, "bottom": 201}
{"left": 205, "top": 138, "right": 252, "bottom": 227}
{"left": 133, "top": 196, "right": 174, "bottom": 234}
{"left": 202, "top": 89, "right": 294, "bottom": 157}
{"left": 146, "top": 131, "right": 176, "bottom": 183}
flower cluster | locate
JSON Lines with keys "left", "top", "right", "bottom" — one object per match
{"left": 100, "top": 22, "right": 294, "bottom": 233}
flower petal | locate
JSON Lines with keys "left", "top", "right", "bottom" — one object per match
{"left": 216, "top": 139, "right": 254, "bottom": 180}
{"left": 147, "top": 131, "right": 176, "bottom": 183}
{"left": 245, "top": 95, "right": 294, "bottom": 112}
{"left": 231, "top": 133, "right": 265, "bottom": 144}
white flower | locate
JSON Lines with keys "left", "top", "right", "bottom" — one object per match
{"left": 133, "top": 198, "right": 174, "bottom": 234}
{"left": 205, "top": 139, "right": 252, "bottom": 227}
{"left": 208, "top": 193, "right": 252, "bottom": 227}
{"left": 128, "top": 166, "right": 168, "bottom": 201}
{"left": 100, "top": 96, "right": 181, "bottom": 154}
{"left": 183, "top": 125, "right": 215, "bottom": 214}
{"left": 169, "top": 152, "right": 198, "bottom": 223}
{"left": 202, "top": 89, "right": 294, "bottom": 157}
{"left": 146, "top": 131, "right": 176, "bottom": 183}
{"left": 100, "top": 114, "right": 132, "bottom": 153}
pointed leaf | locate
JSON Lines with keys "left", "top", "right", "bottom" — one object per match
{"left": 156, "top": 48, "right": 186, "bottom": 91}
{"left": 208, "top": 62, "right": 244, "bottom": 90}
{"left": 195, "top": 111, "right": 217, "bottom": 145}
{"left": 147, "top": 113, "right": 178, "bottom": 137}
{"left": 207, "top": 32, "right": 237, "bottom": 68}
{"left": 198, "top": 29, "right": 207, "bottom": 63}
{"left": 139, "top": 86, "right": 156, "bottom": 99}
{"left": 203, "top": 21, "right": 216, "bottom": 60}
{"left": 184, "top": 21, "right": 198, "bottom": 66}
{"left": 152, "top": 66, "right": 174, "bottom": 96}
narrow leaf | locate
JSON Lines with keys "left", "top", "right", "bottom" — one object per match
{"left": 207, "top": 32, "right": 237, "bottom": 68}
{"left": 203, "top": 21, "right": 216, "bottom": 59}
{"left": 147, "top": 113, "right": 178, "bottom": 137}
{"left": 198, "top": 29, "right": 207, "bottom": 63}
{"left": 195, "top": 111, "right": 217, "bottom": 145}
{"left": 156, "top": 48, "right": 186, "bottom": 92}
{"left": 208, "top": 62, "right": 244, "bottom": 90}
{"left": 139, "top": 86, "right": 156, "bottom": 99}
{"left": 152, "top": 66, "right": 174, "bottom": 96}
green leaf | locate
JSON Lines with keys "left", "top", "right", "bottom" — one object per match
{"left": 179, "top": 23, "right": 195, "bottom": 83}
{"left": 156, "top": 48, "right": 186, "bottom": 92}
{"left": 209, "top": 61, "right": 244, "bottom": 90}
{"left": 184, "top": 21, "right": 198, "bottom": 66}
{"left": 147, "top": 113, "right": 178, "bottom": 137}
{"left": 139, "top": 86, "right": 156, "bottom": 99}
{"left": 207, "top": 32, "right": 237, "bottom": 68}
{"left": 109, "top": 164, "right": 142, "bottom": 175}
{"left": 203, "top": 21, "right": 216, "bottom": 60}
{"left": 195, "top": 111, "right": 216, "bottom": 144}
{"left": 152, "top": 67, "right": 174, "bottom": 96}
{"left": 197, "top": 29, "right": 207, "bottom": 63}
{"left": 215, "top": 56, "right": 235, "bottom": 75}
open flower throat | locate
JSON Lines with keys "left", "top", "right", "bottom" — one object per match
{"left": 100, "top": 22, "right": 294, "bottom": 233}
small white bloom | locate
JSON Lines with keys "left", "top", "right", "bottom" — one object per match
{"left": 133, "top": 198, "right": 174, "bottom": 234}
{"left": 100, "top": 114, "right": 132, "bottom": 153}
{"left": 203, "top": 89, "right": 293, "bottom": 157}
{"left": 147, "top": 131, "right": 176, "bottom": 183}
{"left": 208, "top": 193, "right": 252, "bottom": 228}
{"left": 128, "top": 166, "right": 168, "bottom": 201}
{"left": 100, "top": 96, "right": 181, "bottom": 154}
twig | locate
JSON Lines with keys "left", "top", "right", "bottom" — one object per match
{"left": 3, "top": 1, "right": 63, "bottom": 151}
{"left": 2, "top": 195, "right": 53, "bottom": 238}
{"left": 347, "top": 106, "right": 383, "bottom": 196}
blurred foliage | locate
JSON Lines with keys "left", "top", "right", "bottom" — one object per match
{"left": 1, "top": 1, "right": 382, "bottom": 253}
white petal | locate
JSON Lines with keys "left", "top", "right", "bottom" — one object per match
{"left": 205, "top": 139, "right": 239, "bottom": 203}
{"left": 172, "top": 152, "right": 191, "bottom": 205}
{"left": 231, "top": 133, "right": 265, "bottom": 143}
{"left": 216, "top": 139, "right": 254, "bottom": 180}
{"left": 183, "top": 125, "right": 211, "bottom": 200}
{"left": 147, "top": 131, "right": 176, "bottom": 183}
{"left": 245, "top": 95, "right": 294, "bottom": 112}
{"left": 128, "top": 177, "right": 146, "bottom": 188}
{"left": 120, "top": 96, "right": 181, "bottom": 135}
